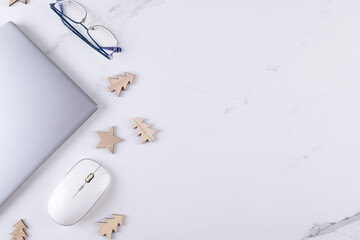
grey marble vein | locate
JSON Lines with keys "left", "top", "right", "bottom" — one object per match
{"left": 306, "top": 212, "right": 360, "bottom": 238}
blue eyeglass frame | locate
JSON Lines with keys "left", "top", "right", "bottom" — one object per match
{"left": 50, "top": 0, "right": 121, "bottom": 60}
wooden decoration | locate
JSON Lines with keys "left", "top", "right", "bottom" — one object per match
{"left": 10, "top": 219, "right": 27, "bottom": 240}
{"left": 108, "top": 72, "right": 135, "bottom": 97}
{"left": 98, "top": 214, "right": 124, "bottom": 239}
{"left": 96, "top": 126, "right": 123, "bottom": 154}
{"left": 133, "top": 118, "right": 158, "bottom": 143}
{"left": 9, "top": 0, "right": 27, "bottom": 6}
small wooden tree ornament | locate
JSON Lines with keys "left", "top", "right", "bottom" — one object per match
{"left": 133, "top": 118, "right": 158, "bottom": 143}
{"left": 96, "top": 126, "right": 123, "bottom": 154}
{"left": 98, "top": 214, "right": 124, "bottom": 239}
{"left": 10, "top": 219, "right": 27, "bottom": 240}
{"left": 9, "top": 0, "right": 27, "bottom": 6}
{"left": 108, "top": 73, "right": 135, "bottom": 97}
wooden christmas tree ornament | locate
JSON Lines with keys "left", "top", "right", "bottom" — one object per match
{"left": 9, "top": 0, "right": 27, "bottom": 6}
{"left": 133, "top": 118, "right": 158, "bottom": 143}
{"left": 98, "top": 214, "right": 124, "bottom": 239}
{"left": 96, "top": 126, "right": 123, "bottom": 154}
{"left": 10, "top": 219, "right": 27, "bottom": 240}
{"left": 108, "top": 72, "right": 135, "bottom": 97}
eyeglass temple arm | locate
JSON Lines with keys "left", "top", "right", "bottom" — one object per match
{"left": 103, "top": 47, "right": 122, "bottom": 52}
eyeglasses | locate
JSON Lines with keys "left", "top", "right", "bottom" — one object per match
{"left": 50, "top": 0, "right": 121, "bottom": 60}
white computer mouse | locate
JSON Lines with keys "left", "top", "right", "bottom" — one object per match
{"left": 48, "top": 159, "right": 111, "bottom": 226}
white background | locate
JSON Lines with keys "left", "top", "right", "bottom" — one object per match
{"left": 1, "top": 1, "right": 360, "bottom": 239}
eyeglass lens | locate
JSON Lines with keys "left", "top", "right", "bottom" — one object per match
{"left": 54, "top": 0, "right": 118, "bottom": 55}
{"left": 88, "top": 26, "right": 117, "bottom": 55}
{"left": 55, "top": 0, "right": 86, "bottom": 23}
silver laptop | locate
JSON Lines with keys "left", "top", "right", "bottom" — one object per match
{"left": 0, "top": 22, "right": 98, "bottom": 208}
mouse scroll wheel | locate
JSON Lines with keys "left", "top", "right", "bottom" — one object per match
{"left": 85, "top": 173, "right": 94, "bottom": 183}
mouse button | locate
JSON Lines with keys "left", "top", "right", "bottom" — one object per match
{"left": 77, "top": 159, "right": 100, "bottom": 171}
{"left": 62, "top": 168, "right": 88, "bottom": 186}
{"left": 65, "top": 161, "right": 96, "bottom": 180}
{"left": 51, "top": 181, "right": 77, "bottom": 206}
{"left": 93, "top": 167, "right": 111, "bottom": 190}
{"left": 95, "top": 167, "right": 110, "bottom": 181}
{"left": 48, "top": 182, "right": 68, "bottom": 206}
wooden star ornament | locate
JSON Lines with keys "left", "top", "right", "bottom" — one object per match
{"left": 108, "top": 72, "right": 135, "bottom": 97}
{"left": 9, "top": 0, "right": 27, "bottom": 6}
{"left": 96, "top": 126, "right": 123, "bottom": 154}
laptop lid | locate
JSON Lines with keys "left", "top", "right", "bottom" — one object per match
{"left": 0, "top": 22, "right": 98, "bottom": 208}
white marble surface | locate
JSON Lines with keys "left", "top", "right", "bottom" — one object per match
{"left": 1, "top": 0, "right": 360, "bottom": 239}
